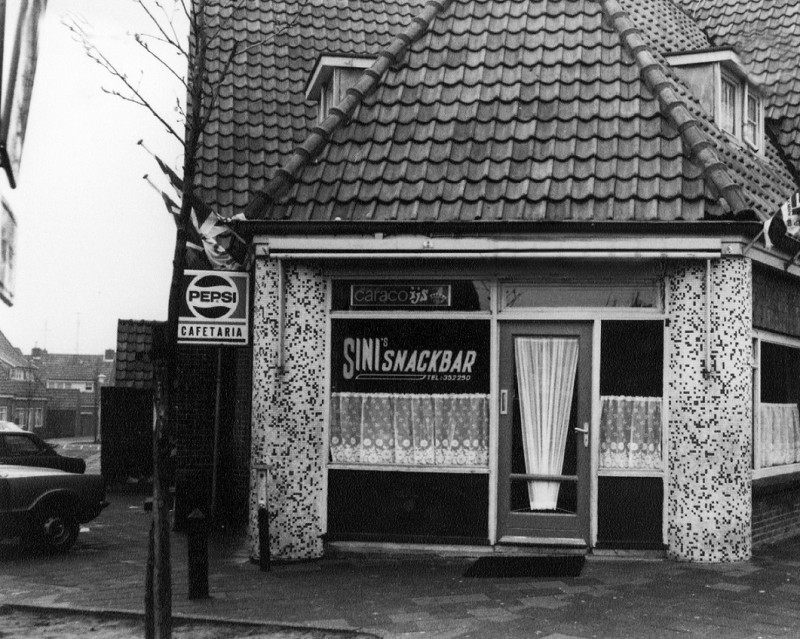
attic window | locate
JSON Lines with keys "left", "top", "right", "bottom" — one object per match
{"left": 306, "top": 56, "right": 373, "bottom": 123}
{"left": 665, "top": 48, "right": 764, "bottom": 152}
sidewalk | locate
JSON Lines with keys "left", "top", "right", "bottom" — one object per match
{"left": 1, "top": 489, "right": 800, "bottom": 638}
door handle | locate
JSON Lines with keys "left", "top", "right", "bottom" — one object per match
{"left": 500, "top": 390, "right": 508, "bottom": 415}
{"left": 575, "top": 422, "right": 589, "bottom": 447}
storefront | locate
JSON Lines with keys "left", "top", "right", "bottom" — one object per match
{"left": 246, "top": 234, "right": 756, "bottom": 564}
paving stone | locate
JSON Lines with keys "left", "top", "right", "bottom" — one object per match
{"left": 708, "top": 582, "right": 751, "bottom": 592}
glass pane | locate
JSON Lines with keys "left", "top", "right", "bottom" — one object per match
{"left": 721, "top": 79, "right": 737, "bottom": 134}
{"left": 599, "top": 321, "right": 664, "bottom": 470}
{"left": 510, "top": 477, "right": 577, "bottom": 514}
{"left": 502, "top": 283, "right": 659, "bottom": 309}
{"left": 759, "top": 341, "right": 800, "bottom": 468}
{"left": 510, "top": 337, "right": 579, "bottom": 512}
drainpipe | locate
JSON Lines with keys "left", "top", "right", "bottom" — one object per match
{"left": 704, "top": 259, "right": 713, "bottom": 379}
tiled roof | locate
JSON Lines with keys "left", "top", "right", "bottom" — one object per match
{"left": 197, "top": 0, "right": 425, "bottom": 216}
{"left": 0, "top": 378, "right": 47, "bottom": 398}
{"left": 31, "top": 353, "right": 115, "bottom": 384}
{"left": 671, "top": 0, "right": 800, "bottom": 176}
{"left": 115, "top": 320, "right": 158, "bottom": 389}
{"left": 0, "top": 329, "right": 32, "bottom": 370}
{"left": 201, "top": 0, "right": 798, "bottom": 226}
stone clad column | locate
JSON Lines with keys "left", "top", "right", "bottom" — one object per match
{"left": 248, "top": 258, "right": 327, "bottom": 561}
{"left": 666, "top": 257, "right": 752, "bottom": 562}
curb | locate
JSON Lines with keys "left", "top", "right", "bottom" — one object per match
{"left": 0, "top": 602, "right": 380, "bottom": 638}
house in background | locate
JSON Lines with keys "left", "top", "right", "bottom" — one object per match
{"left": 0, "top": 329, "right": 46, "bottom": 430}
{"left": 29, "top": 347, "right": 115, "bottom": 438}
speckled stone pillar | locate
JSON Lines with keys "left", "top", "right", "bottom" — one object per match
{"left": 666, "top": 257, "right": 752, "bottom": 562}
{"left": 248, "top": 258, "right": 326, "bottom": 561}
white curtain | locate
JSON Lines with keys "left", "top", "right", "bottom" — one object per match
{"left": 599, "top": 396, "right": 662, "bottom": 470}
{"left": 329, "top": 393, "right": 489, "bottom": 467}
{"left": 759, "top": 403, "right": 800, "bottom": 468}
{"left": 514, "top": 337, "right": 579, "bottom": 511}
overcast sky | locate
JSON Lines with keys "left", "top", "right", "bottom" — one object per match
{"left": 0, "top": 0, "right": 184, "bottom": 355}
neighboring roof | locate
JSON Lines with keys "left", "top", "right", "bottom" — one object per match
{"left": 0, "top": 378, "right": 47, "bottom": 399}
{"left": 115, "top": 320, "right": 158, "bottom": 389}
{"left": 31, "top": 353, "right": 115, "bottom": 384}
{"left": 0, "top": 329, "right": 32, "bottom": 370}
{"left": 200, "top": 0, "right": 798, "bottom": 227}
{"left": 671, "top": 0, "right": 800, "bottom": 177}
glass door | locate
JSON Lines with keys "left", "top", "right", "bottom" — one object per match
{"left": 497, "top": 321, "right": 591, "bottom": 545}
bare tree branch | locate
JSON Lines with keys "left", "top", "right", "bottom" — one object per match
{"left": 62, "top": 12, "right": 184, "bottom": 144}
{"left": 135, "top": 33, "right": 187, "bottom": 88}
{"left": 136, "top": 0, "right": 187, "bottom": 58}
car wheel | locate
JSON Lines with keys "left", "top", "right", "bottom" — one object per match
{"left": 35, "top": 508, "right": 79, "bottom": 553}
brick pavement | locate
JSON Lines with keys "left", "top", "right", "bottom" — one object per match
{"left": 2, "top": 483, "right": 800, "bottom": 637}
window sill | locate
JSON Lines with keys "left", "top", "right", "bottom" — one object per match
{"left": 328, "top": 463, "right": 489, "bottom": 474}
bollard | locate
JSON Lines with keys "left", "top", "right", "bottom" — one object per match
{"left": 254, "top": 464, "right": 270, "bottom": 572}
{"left": 187, "top": 508, "right": 209, "bottom": 599}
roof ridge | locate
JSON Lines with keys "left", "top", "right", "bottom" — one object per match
{"left": 598, "top": 0, "right": 755, "bottom": 219}
{"left": 241, "top": 0, "right": 452, "bottom": 221}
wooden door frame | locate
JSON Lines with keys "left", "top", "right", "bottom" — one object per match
{"left": 496, "top": 320, "right": 593, "bottom": 546}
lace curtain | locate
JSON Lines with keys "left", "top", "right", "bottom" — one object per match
{"left": 759, "top": 403, "right": 800, "bottom": 468}
{"left": 330, "top": 393, "right": 489, "bottom": 467}
{"left": 599, "top": 396, "right": 662, "bottom": 470}
{"left": 515, "top": 337, "right": 579, "bottom": 511}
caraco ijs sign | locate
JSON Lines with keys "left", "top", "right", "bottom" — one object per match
{"left": 331, "top": 319, "right": 490, "bottom": 394}
{"left": 178, "top": 270, "right": 249, "bottom": 345}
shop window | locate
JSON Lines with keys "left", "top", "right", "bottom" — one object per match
{"left": 329, "top": 318, "right": 491, "bottom": 470}
{"left": 599, "top": 321, "right": 664, "bottom": 472}
{"left": 500, "top": 264, "right": 662, "bottom": 310}
{"left": 597, "top": 321, "right": 664, "bottom": 549}
{"left": 755, "top": 339, "right": 800, "bottom": 474}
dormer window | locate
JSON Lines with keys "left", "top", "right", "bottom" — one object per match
{"left": 666, "top": 48, "right": 764, "bottom": 152}
{"left": 306, "top": 56, "right": 373, "bottom": 123}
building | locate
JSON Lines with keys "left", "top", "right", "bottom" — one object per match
{"left": 0, "top": 328, "right": 45, "bottom": 429}
{"left": 186, "top": 0, "right": 800, "bottom": 563}
{"left": 29, "top": 348, "right": 115, "bottom": 438}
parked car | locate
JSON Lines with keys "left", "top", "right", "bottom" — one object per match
{"left": 0, "top": 429, "right": 86, "bottom": 474}
{"left": 0, "top": 465, "right": 108, "bottom": 552}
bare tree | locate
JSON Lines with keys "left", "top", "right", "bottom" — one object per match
{"left": 64, "top": 1, "right": 308, "bottom": 634}
{"left": 64, "top": 2, "right": 240, "bottom": 637}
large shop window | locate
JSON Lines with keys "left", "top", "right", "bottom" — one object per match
{"left": 756, "top": 340, "right": 800, "bottom": 472}
{"left": 598, "top": 321, "right": 664, "bottom": 549}
{"left": 599, "top": 321, "right": 664, "bottom": 472}
{"left": 329, "top": 317, "right": 491, "bottom": 469}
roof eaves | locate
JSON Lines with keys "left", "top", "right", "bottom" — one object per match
{"left": 599, "top": 0, "right": 754, "bottom": 219}
{"left": 241, "top": 0, "right": 452, "bottom": 221}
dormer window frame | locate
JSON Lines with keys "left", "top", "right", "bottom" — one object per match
{"left": 305, "top": 55, "right": 374, "bottom": 124}
{"left": 666, "top": 48, "right": 764, "bottom": 153}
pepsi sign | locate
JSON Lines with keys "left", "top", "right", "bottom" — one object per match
{"left": 178, "top": 270, "right": 249, "bottom": 345}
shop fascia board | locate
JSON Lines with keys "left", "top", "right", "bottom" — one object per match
{"left": 254, "top": 234, "right": 727, "bottom": 260}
